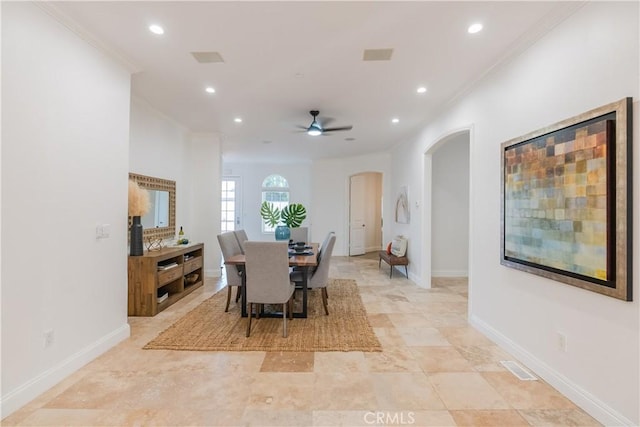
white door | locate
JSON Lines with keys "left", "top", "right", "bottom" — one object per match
{"left": 349, "top": 174, "right": 366, "bottom": 256}
{"left": 221, "top": 177, "right": 242, "bottom": 233}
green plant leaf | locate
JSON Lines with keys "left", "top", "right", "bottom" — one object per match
{"left": 260, "top": 201, "right": 281, "bottom": 227}
{"left": 281, "top": 203, "right": 307, "bottom": 228}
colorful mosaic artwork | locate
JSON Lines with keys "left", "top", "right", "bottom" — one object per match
{"left": 503, "top": 115, "right": 613, "bottom": 282}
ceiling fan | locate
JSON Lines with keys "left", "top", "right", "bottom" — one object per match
{"left": 297, "top": 110, "right": 353, "bottom": 136}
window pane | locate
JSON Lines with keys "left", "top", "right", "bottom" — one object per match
{"left": 263, "top": 191, "right": 289, "bottom": 203}
{"left": 262, "top": 174, "right": 289, "bottom": 189}
{"left": 260, "top": 174, "right": 290, "bottom": 233}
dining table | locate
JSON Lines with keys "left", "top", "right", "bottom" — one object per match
{"left": 224, "top": 242, "right": 319, "bottom": 318}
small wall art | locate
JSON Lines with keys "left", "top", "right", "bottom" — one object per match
{"left": 395, "top": 185, "right": 410, "bottom": 224}
{"left": 500, "top": 98, "right": 632, "bottom": 301}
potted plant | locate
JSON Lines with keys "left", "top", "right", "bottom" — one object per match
{"left": 260, "top": 201, "right": 307, "bottom": 241}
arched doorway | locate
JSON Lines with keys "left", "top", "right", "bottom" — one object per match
{"left": 422, "top": 129, "right": 471, "bottom": 287}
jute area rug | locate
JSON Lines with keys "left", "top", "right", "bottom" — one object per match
{"left": 144, "top": 279, "right": 382, "bottom": 352}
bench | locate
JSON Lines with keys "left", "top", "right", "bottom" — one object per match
{"left": 378, "top": 250, "right": 409, "bottom": 279}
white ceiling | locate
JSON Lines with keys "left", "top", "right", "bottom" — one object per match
{"left": 49, "top": 1, "right": 580, "bottom": 163}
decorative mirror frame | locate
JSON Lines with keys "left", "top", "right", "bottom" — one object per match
{"left": 129, "top": 173, "right": 176, "bottom": 241}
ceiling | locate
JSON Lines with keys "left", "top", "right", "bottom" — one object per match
{"left": 49, "top": 1, "right": 580, "bottom": 163}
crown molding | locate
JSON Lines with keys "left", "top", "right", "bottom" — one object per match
{"left": 446, "top": 1, "right": 586, "bottom": 109}
{"left": 35, "top": 2, "right": 141, "bottom": 74}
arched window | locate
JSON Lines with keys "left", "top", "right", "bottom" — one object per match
{"left": 262, "top": 174, "right": 289, "bottom": 232}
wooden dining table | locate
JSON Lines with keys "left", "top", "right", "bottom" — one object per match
{"left": 224, "top": 242, "right": 319, "bottom": 318}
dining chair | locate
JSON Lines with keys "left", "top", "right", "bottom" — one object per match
{"left": 289, "top": 226, "right": 308, "bottom": 243}
{"left": 318, "top": 231, "right": 335, "bottom": 259}
{"left": 309, "top": 231, "right": 335, "bottom": 287}
{"left": 245, "top": 241, "right": 295, "bottom": 337}
{"left": 290, "top": 233, "right": 336, "bottom": 315}
{"left": 233, "top": 229, "right": 249, "bottom": 253}
{"left": 216, "top": 231, "right": 243, "bottom": 312}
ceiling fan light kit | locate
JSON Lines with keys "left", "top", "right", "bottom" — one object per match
{"left": 301, "top": 110, "right": 353, "bottom": 136}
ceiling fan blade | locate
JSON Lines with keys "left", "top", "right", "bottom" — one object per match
{"left": 323, "top": 125, "right": 353, "bottom": 132}
{"left": 295, "top": 125, "right": 308, "bottom": 130}
{"left": 320, "top": 117, "right": 335, "bottom": 127}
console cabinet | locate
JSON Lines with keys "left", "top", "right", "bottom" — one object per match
{"left": 127, "top": 243, "right": 204, "bottom": 316}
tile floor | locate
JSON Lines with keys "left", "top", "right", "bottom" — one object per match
{"left": 2, "top": 255, "right": 601, "bottom": 426}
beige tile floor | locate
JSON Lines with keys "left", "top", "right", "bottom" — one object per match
{"left": 3, "top": 255, "right": 601, "bottom": 427}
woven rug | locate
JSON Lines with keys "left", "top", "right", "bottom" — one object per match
{"left": 144, "top": 279, "right": 382, "bottom": 352}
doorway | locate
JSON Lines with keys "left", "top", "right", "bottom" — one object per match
{"left": 221, "top": 177, "right": 242, "bottom": 233}
{"left": 422, "top": 130, "right": 470, "bottom": 287}
{"left": 349, "top": 172, "right": 383, "bottom": 256}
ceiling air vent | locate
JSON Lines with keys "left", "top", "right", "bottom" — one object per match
{"left": 362, "top": 48, "right": 393, "bottom": 61}
{"left": 191, "top": 51, "right": 225, "bottom": 63}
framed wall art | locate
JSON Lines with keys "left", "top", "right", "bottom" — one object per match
{"left": 395, "top": 185, "right": 410, "bottom": 224}
{"left": 500, "top": 98, "right": 632, "bottom": 301}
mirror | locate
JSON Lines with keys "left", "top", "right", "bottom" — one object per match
{"left": 141, "top": 190, "right": 170, "bottom": 229}
{"left": 129, "top": 173, "right": 176, "bottom": 241}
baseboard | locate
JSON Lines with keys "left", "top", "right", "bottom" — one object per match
{"left": 470, "top": 314, "right": 636, "bottom": 427}
{"left": 0, "top": 323, "right": 130, "bottom": 419}
{"left": 432, "top": 269, "right": 468, "bottom": 277}
{"left": 205, "top": 268, "right": 220, "bottom": 278}
{"left": 408, "top": 270, "right": 422, "bottom": 286}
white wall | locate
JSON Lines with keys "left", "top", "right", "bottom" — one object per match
{"left": 389, "top": 139, "right": 424, "bottom": 282}
{"left": 129, "top": 97, "right": 189, "bottom": 234}
{"left": 392, "top": 2, "right": 639, "bottom": 425}
{"left": 186, "top": 134, "right": 221, "bottom": 276}
{"left": 1, "top": 2, "right": 131, "bottom": 417}
{"left": 222, "top": 160, "right": 387, "bottom": 257}
{"left": 432, "top": 134, "right": 469, "bottom": 276}
{"left": 222, "top": 162, "right": 312, "bottom": 242}
{"left": 312, "top": 152, "right": 391, "bottom": 256}
{"left": 129, "top": 99, "right": 222, "bottom": 276}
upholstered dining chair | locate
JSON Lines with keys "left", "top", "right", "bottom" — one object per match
{"left": 290, "top": 233, "right": 336, "bottom": 315}
{"left": 216, "top": 231, "right": 243, "bottom": 312}
{"left": 308, "top": 231, "right": 336, "bottom": 287}
{"left": 233, "top": 229, "right": 249, "bottom": 253}
{"left": 289, "top": 226, "right": 308, "bottom": 243}
{"left": 245, "top": 241, "right": 296, "bottom": 337}
{"left": 318, "top": 231, "right": 335, "bottom": 260}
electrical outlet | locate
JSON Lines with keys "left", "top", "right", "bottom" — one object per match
{"left": 43, "top": 329, "right": 54, "bottom": 348}
{"left": 557, "top": 332, "right": 567, "bottom": 352}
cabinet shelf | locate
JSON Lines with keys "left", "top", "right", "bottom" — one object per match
{"left": 128, "top": 243, "right": 204, "bottom": 316}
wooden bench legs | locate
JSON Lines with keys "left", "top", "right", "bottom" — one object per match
{"left": 378, "top": 251, "right": 409, "bottom": 279}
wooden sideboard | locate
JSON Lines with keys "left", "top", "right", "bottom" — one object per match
{"left": 127, "top": 243, "right": 204, "bottom": 316}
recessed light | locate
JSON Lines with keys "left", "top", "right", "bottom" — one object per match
{"left": 391, "top": 118, "right": 400, "bottom": 124}
{"left": 149, "top": 24, "right": 164, "bottom": 35}
{"left": 234, "top": 117, "right": 242, "bottom": 123}
{"left": 468, "top": 23, "right": 483, "bottom": 34}
{"left": 417, "top": 86, "right": 427, "bottom": 94}
{"left": 205, "top": 87, "right": 215, "bottom": 94}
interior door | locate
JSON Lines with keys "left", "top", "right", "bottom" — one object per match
{"left": 349, "top": 174, "right": 366, "bottom": 256}
{"left": 221, "top": 177, "right": 242, "bottom": 233}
